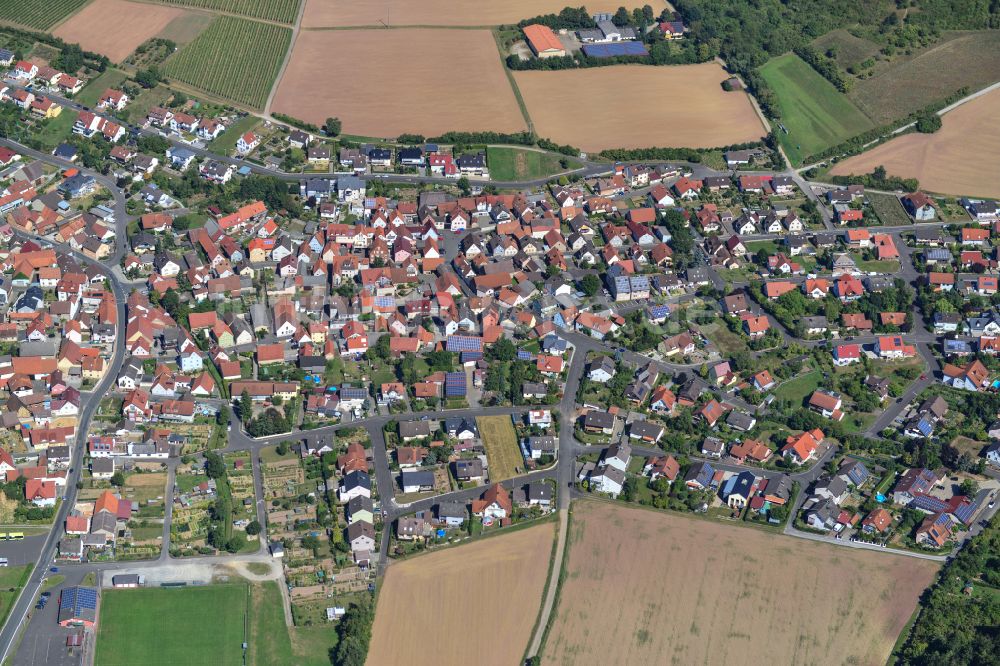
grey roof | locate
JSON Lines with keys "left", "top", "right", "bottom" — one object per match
{"left": 342, "top": 470, "right": 371, "bottom": 492}
{"left": 437, "top": 500, "right": 466, "bottom": 520}
{"left": 401, "top": 469, "right": 435, "bottom": 487}
{"left": 399, "top": 420, "right": 432, "bottom": 438}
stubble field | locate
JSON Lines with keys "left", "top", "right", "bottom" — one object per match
{"left": 53, "top": 0, "right": 189, "bottom": 63}
{"left": 368, "top": 522, "right": 554, "bottom": 666}
{"left": 513, "top": 62, "right": 766, "bottom": 152}
{"left": 272, "top": 29, "right": 526, "bottom": 137}
{"left": 831, "top": 86, "right": 1000, "bottom": 199}
{"left": 543, "top": 500, "right": 938, "bottom": 666}
{"left": 302, "top": 0, "right": 659, "bottom": 28}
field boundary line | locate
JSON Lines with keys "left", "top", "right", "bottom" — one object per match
{"left": 126, "top": 0, "right": 298, "bottom": 28}
{"left": 525, "top": 506, "right": 569, "bottom": 659}
{"left": 491, "top": 28, "right": 535, "bottom": 135}
{"left": 304, "top": 24, "right": 499, "bottom": 31}
{"left": 264, "top": 0, "right": 307, "bottom": 116}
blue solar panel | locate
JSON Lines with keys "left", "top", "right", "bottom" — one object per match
{"left": 460, "top": 351, "right": 483, "bottom": 363}
{"left": 582, "top": 42, "right": 649, "bottom": 58}
{"left": 446, "top": 335, "right": 483, "bottom": 352}
{"left": 374, "top": 296, "right": 395, "bottom": 308}
{"left": 517, "top": 350, "right": 533, "bottom": 361}
{"left": 910, "top": 494, "right": 947, "bottom": 513}
{"left": 63, "top": 587, "right": 97, "bottom": 610}
{"left": 954, "top": 499, "right": 977, "bottom": 524}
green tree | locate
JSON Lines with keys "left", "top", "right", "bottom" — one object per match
{"left": 245, "top": 520, "right": 261, "bottom": 536}
{"left": 204, "top": 452, "right": 226, "bottom": 479}
{"left": 456, "top": 176, "right": 470, "bottom": 195}
{"left": 579, "top": 274, "right": 601, "bottom": 296}
{"left": 110, "top": 472, "right": 125, "bottom": 487}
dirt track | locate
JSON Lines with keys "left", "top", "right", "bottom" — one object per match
{"left": 514, "top": 63, "right": 768, "bottom": 151}
{"left": 368, "top": 522, "right": 554, "bottom": 666}
{"left": 302, "top": 0, "right": 660, "bottom": 28}
{"left": 543, "top": 501, "right": 938, "bottom": 666}
{"left": 272, "top": 28, "right": 526, "bottom": 138}
{"left": 831, "top": 86, "right": 1000, "bottom": 198}
{"left": 53, "top": 0, "right": 187, "bottom": 63}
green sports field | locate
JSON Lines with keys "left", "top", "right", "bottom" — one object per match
{"left": 760, "top": 53, "right": 873, "bottom": 165}
{"left": 96, "top": 584, "right": 249, "bottom": 666}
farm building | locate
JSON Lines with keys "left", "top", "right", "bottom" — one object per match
{"left": 523, "top": 24, "right": 566, "bottom": 58}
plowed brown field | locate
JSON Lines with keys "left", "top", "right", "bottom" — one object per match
{"left": 272, "top": 29, "right": 526, "bottom": 138}
{"left": 514, "top": 63, "right": 767, "bottom": 151}
{"left": 303, "top": 0, "right": 660, "bottom": 28}
{"left": 367, "top": 522, "right": 554, "bottom": 666}
{"left": 54, "top": 0, "right": 188, "bottom": 63}
{"left": 543, "top": 500, "right": 938, "bottom": 666}
{"left": 831, "top": 87, "right": 1000, "bottom": 198}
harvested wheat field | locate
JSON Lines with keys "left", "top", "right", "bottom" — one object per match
{"left": 368, "top": 522, "right": 554, "bottom": 666}
{"left": 831, "top": 87, "right": 1000, "bottom": 199}
{"left": 543, "top": 501, "right": 938, "bottom": 666}
{"left": 303, "top": 0, "right": 661, "bottom": 28}
{"left": 54, "top": 0, "right": 189, "bottom": 63}
{"left": 515, "top": 63, "right": 767, "bottom": 151}
{"left": 272, "top": 29, "right": 526, "bottom": 138}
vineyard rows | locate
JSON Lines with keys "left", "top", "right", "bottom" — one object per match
{"left": 0, "top": 0, "right": 87, "bottom": 30}
{"left": 165, "top": 16, "right": 291, "bottom": 109}
{"left": 146, "top": 0, "right": 300, "bottom": 25}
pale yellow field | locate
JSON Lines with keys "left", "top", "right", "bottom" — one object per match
{"left": 272, "top": 29, "right": 526, "bottom": 137}
{"left": 514, "top": 62, "right": 768, "bottom": 151}
{"left": 368, "top": 522, "right": 554, "bottom": 666}
{"left": 831, "top": 87, "right": 1000, "bottom": 198}
{"left": 303, "top": 0, "right": 665, "bottom": 28}
{"left": 53, "top": 0, "right": 189, "bottom": 63}
{"left": 544, "top": 500, "right": 938, "bottom": 666}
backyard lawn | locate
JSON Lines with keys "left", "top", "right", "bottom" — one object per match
{"left": 774, "top": 369, "right": 822, "bottom": 406}
{"left": 75, "top": 68, "right": 128, "bottom": 107}
{"left": 477, "top": 415, "right": 524, "bottom": 481}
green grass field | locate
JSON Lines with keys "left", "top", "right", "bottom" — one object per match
{"left": 165, "top": 16, "right": 291, "bottom": 109}
{"left": 0, "top": 0, "right": 87, "bottom": 30}
{"left": 96, "top": 583, "right": 300, "bottom": 666}
{"left": 486, "top": 146, "right": 576, "bottom": 182}
{"left": 0, "top": 565, "right": 30, "bottom": 627}
{"left": 76, "top": 69, "right": 129, "bottom": 108}
{"left": 774, "top": 369, "right": 822, "bottom": 406}
{"left": 867, "top": 191, "right": 913, "bottom": 226}
{"left": 760, "top": 53, "right": 873, "bottom": 165}
{"left": 208, "top": 115, "right": 261, "bottom": 153}
{"left": 145, "top": 0, "right": 301, "bottom": 24}
{"left": 35, "top": 111, "right": 77, "bottom": 150}
{"left": 477, "top": 415, "right": 524, "bottom": 481}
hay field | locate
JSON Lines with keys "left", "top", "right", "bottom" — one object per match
{"left": 543, "top": 501, "right": 938, "bottom": 666}
{"left": 53, "top": 0, "right": 189, "bottom": 63}
{"left": 303, "top": 0, "right": 658, "bottom": 28}
{"left": 514, "top": 63, "right": 766, "bottom": 152}
{"left": 368, "top": 522, "right": 554, "bottom": 666}
{"left": 831, "top": 87, "right": 1000, "bottom": 199}
{"left": 477, "top": 415, "right": 523, "bottom": 481}
{"left": 272, "top": 29, "right": 526, "bottom": 137}
{"left": 850, "top": 31, "right": 1000, "bottom": 125}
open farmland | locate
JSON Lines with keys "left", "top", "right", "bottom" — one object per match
{"left": 487, "top": 146, "right": 575, "bottom": 181}
{"left": 53, "top": 0, "right": 189, "bottom": 64}
{"left": 477, "top": 415, "right": 523, "bottom": 481}
{"left": 303, "top": 0, "right": 657, "bottom": 28}
{"left": 513, "top": 63, "right": 766, "bottom": 152}
{"left": 166, "top": 16, "right": 291, "bottom": 109}
{"left": 368, "top": 522, "right": 553, "bottom": 665}
{"left": 144, "top": 0, "right": 301, "bottom": 24}
{"left": 0, "top": 0, "right": 87, "bottom": 31}
{"left": 759, "top": 53, "right": 873, "bottom": 165}
{"left": 272, "top": 29, "right": 526, "bottom": 137}
{"left": 849, "top": 31, "right": 1000, "bottom": 125}
{"left": 543, "top": 501, "right": 938, "bottom": 666}
{"left": 831, "top": 86, "right": 1000, "bottom": 199}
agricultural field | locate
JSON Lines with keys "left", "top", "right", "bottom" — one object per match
{"left": 53, "top": 0, "right": 189, "bottom": 64}
{"left": 849, "top": 31, "right": 1000, "bottom": 125}
{"left": 543, "top": 501, "right": 939, "bottom": 666}
{"left": 0, "top": 0, "right": 87, "bottom": 31}
{"left": 368, "top": 522, "right": 553, "bottom": 665}
{"left": 486, "top": 146, "right": 575, "bottom": 182}
{"left": 96, "top": 582, "right": 297, "bottom": 666}
{"left": 165, "top": 16, "right": 291, "bottom": 109}
{"left": 272, "top": 29, "right": 526, "bottom": 137}
{"left": 759, "top": 53, "right": 873, "bottom": 165}
{"left": 513, "top": 63, "right": 766, "bottom": 152}
{"left": 831, "top": 87, "right": 1000, "bottom": 199}
{"left": 477, "top": 415, "right": 523, "bottom": 481}
{"left": 302, "top": 0, "right": 653, "bottom": 28}
{"left": 867, "top": 192, "right": 913, "bottom": 227}
{"left": 145, "top": 0, "right": 301, "bottom": 24}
